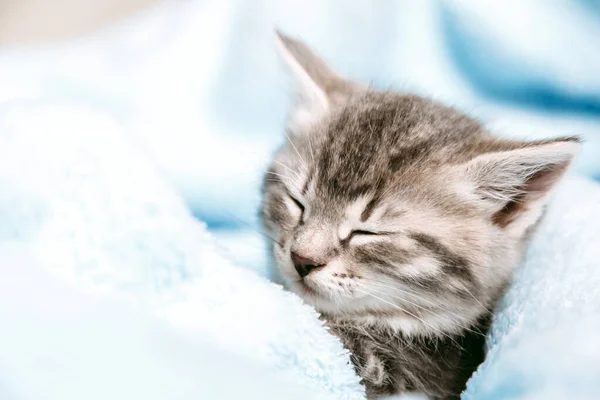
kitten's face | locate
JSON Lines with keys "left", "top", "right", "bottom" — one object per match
{"left": 261, "top": 32, "right": 578, "bottom": 335}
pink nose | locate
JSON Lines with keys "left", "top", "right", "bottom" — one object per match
{"left": 291, "top": 251, "right": 325, "bottom": 278}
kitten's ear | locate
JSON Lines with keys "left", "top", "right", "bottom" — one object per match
{"left": 459, "top": 137, "right": 580, "bottom": 231}
{"left": 275, "top": 30, "right": 359, "bottom": 133}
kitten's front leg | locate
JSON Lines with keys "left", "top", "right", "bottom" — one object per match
{"left": 346, "top": 340, "right": 430, "bottom": 399}
{"left": 326, "top": 320, "right": 397, "bottom": 397}
{"left": 348, "top": 344, "right": 397, "bottom": 398}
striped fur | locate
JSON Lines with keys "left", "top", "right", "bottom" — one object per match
{"left": 260, "top": 32, "right": 579, "bottom": 399}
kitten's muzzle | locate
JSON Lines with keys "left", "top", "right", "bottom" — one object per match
{"left": 291, "top": 251, "right": 325, "bottom": 278}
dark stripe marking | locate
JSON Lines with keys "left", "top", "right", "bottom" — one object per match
{"left": 409, "top": 232, "right": 474, "bottom": 283}
{"left": 360, "top": 197, "right": 379, "bottom": 222}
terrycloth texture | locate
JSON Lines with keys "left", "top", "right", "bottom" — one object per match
{"left": 0, "top": 102, "right": 364, "bottom": 400}
{"left": 0, "top": 246, "right": 328, "bottom": 400}
{"left": 213, "top": 178, "right": 600, "bottom": 400}
{"left": 464, "top": 177, "right": 600, "bottom": 399}
{"left": 2, "top": 101, "right": 599, "bottom": 400}
{"left": 1, "top": 2, "right": 600, "bottom": 399}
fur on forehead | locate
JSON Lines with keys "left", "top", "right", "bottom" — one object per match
{"left": 262, "top": 32, "right": 583, "bottom": 369}
{"left": 274, "top": 30, "right": 581, "bottom": 233}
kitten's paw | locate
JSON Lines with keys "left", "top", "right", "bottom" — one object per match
{"left": 362, "top": 353, "right": 387, "bottom": 386}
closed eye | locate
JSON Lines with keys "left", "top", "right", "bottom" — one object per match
{"left": 346, "top": 230, "right": 395, "bottom": 244}
{"left": 288, "top": 194, "right": 305, "bottom": 212}
{"left": 342, "top": 229, "right": 383, "bottom": 245}
{"left": 350, "top": 230, "right": 378, "bottom": 238}
{"left": 346, "top": 229, "right": 387, "bottom": 243}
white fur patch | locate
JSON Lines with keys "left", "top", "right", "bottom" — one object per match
{"left": 402, "top": 256, "right": 440, "bottom": 278}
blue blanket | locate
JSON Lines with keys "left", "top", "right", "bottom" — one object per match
{"left": 0, "top": 103, "right": 363, "bottom": 399}
{"left": 1, "top": 1, "right": 599, "bottom": 399}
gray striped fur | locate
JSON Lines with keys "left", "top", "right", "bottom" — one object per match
{"left": 260, "top": 32, "right": 579, "bottom": 399}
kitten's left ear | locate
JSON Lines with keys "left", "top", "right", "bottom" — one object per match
{"left": 459, "top": 137, "right": 581, "bottom": 233}
{"left": 275, "top": 30, "right": 361, "bottom": 133}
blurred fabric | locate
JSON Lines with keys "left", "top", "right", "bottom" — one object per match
{"left": 0, "top": 102, "right": 362, "bottom": 400}
{"left": 0, "top": 0, "right": 599, "bottom": 229}
{"left": 0, "top": 0, "right": 158, "bottom": 45}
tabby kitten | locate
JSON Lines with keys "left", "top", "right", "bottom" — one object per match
{"left": 260, "top": 31, "right": 579, "bottom": 400}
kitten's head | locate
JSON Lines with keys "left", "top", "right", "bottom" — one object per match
{"left": 260, "top": 31, "right": 580, "bottom": 335}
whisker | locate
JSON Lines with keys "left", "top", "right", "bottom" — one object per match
{"left": 264, "top": 171, "right": 302, "bottom": 187}
{"left": 354, "top": 288, "right": 463, "bottom": 348}
{"left": 264, "top": 170, "right": 294, "bottom": 181}
{"left": 359, "top": 281, "right": 487, "bottom": 338}
{"left": 283, "top": 130, "right": 307, "bottom": 170}
{"left": 272, "top": 160, "right": 303, "bottom": 181}
{"left": 306, "top": 132, "right": 316, "bottom": 163}
{"left": 364, "top": 276, "right": 493, "bottom": 322}
{"left": 454, "top": 280, "right": 494, "bottom": 316}
{"left": 362, "top": 279, "right": 462, "bottom": 314}
{"left": 359, "top": 280, "right": 431, "bottom": 312}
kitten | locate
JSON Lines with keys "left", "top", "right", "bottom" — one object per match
{"left": 260, "top": 31, "right": 579, "bottom": 400}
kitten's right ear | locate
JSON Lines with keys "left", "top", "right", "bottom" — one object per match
{"left": 275, "top": 29, "right": 358, "bottom": 132}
